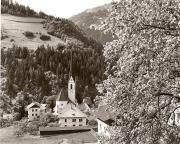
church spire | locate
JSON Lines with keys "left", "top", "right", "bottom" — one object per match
{"left": 69, "top": 50, "right": 73, "bottom": 78}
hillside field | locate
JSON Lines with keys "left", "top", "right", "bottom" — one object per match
{"left": 1, "top": 14, "right": 65, "bottom": 49}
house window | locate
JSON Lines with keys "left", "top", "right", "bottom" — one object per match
{"left": 73, "top": 124, "right": 76, "bottom": 126}
{"left": 61, "top": 104, "right": 63, "bottom": 106}
{"left": 72, "top": 119, "right": 76, "bottom": 122}
{"left": 32, "top": 109, "right": 34, "bottom": 112}
{"left": 32, "top": 114, "right": 34, "bottom": 116}
{"left": 35, "top": 114, "right": 37, "bottom": 116}
{"left": 65, "top": 119, "right": 67, "bottom": 122}
{"left": 79, "top": 124, "right": 82, "bottom": 126}
{"left": 79, "top": 119, "right": 82, "bottom": 122}
{"left": 35, "top": 109, "right": 37, "bottom": 111}
{"left": 71, "top": 84, "right": 72, "bottom": 89}
{"left": 65, "top": 125, "right": 67, "bottom": 127}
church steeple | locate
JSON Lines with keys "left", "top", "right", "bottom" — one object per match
{"left": 68, "top": 50, "right": 76, "bottom": 103}
{"left": 69, "top": 50, "right": 73, "bottom": 78}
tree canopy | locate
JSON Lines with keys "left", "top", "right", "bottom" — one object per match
{"left": 97, "top": 0, "right": 180, "bottom": 143}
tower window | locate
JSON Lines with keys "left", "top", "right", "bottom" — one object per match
{"left": 71, "top": 84, "right": 72, "bottom": 89}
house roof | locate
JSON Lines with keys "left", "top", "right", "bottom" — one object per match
{"left": 56, "top": 88, "right": 69, "bottom": 101}
{"left": 26, "top": 102, "right": 41, "bottom": 110}
{"left": 97, "top": 105, "right": 115, "bottom": 126}
{"left": 59, "top": 103, "right": 87, "bottom": 118}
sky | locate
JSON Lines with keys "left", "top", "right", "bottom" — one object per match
{"left": 14, "top": 0, "right": 112, "bottom": 18}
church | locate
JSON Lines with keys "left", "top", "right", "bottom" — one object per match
{"left": 54, "top": 52, "right": 88, "bottom": 127}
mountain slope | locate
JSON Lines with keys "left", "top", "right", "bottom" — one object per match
{"left": 70, "top": 4, "right": 114, "bottom": 45}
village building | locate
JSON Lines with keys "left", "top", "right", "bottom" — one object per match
{"left": 26, "top": 102, "right": 49, "bottom": 121}
{"left": 58, "top": 103, "right": 87, "bottom": 127}
{"left": 26, "top": 102, "right": 41, "bottom": 121}
{"left": 97, "top": 105, "right": 115, "bottom": 137}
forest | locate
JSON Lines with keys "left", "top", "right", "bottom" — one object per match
{"left": 1, "top": 0, "right": 47, "bottom": 18}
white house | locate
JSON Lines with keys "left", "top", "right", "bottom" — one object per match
{"left": 26, "top": 102, "right": 41, "bottom": 121}
{"left": 58, "top": 103, "right": 87, "bottom": 127}
{"left": 97, "top": 105, "right": 115, "bottom": 137}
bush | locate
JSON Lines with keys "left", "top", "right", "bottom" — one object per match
{"left": 23, "top": 31, "right": 35, "bottom": 38}
{"left": 39, "top": 113, "right": 58, "bottom": 127}
{"left": 0, "top": 118, "right": 8, "bottom": 128}
{"left": 14, "top": 128, "right": 24, "bottom": 137}
{"left": 40, "top": 34, "right": 51, "bottom": 41}
{"left": 48, "top": 122, "right": 59, "bottom": 127}
{"left": 13, "top": 112, "right": 21, "bottom": 121}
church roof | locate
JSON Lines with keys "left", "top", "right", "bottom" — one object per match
{"left": 56, "top": 88, "right": 69, "bottom": 101}
{"left": 59, "top": 103, "right": 87, "bottom": 118}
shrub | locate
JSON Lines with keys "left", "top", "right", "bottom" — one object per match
{"left": 10, "top": 39, "right": 15, "bottom": 42}
{"left": 39, "top": 113, "right": 58, "bottom": 127}
{"left": 13, "top": 112, "right": 21, "bottom": 121}
{"left": 40, "top": 34, "right": 51, "bottom": 41}
{"left": 23, "top": 31, "right": 35, "bottom": 38}
{"left": 0, "top": 118, "right": 13, "bottom": 128}
{"left": 14, "top": 128, "right": 24, "bottom": 137}
{"left": 48, "top": 122, "right": 59, "bottom": 127}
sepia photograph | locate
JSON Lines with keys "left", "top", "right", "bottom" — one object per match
{"left": 0, "top": 0, "right": 180, "bottom": 144}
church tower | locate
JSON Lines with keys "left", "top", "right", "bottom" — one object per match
{"left": 68, "top": 51, "right": 76, "bottom": 103}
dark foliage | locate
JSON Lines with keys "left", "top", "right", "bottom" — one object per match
{"left": 1, "top": 44, "right": 104, "bottom": 103}
{"left": 40, "top": 34, "right": 51, "bottom": 41}
{"left": 23, "top": 31, "right": 35, "bottom": 38}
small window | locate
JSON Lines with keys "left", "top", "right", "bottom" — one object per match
{"left": 36, "top": 109, "right": 37, "bottom": 111}
{"left": 65, "top": 119, "right": 67, "bottom": 122}
{"left": 72, "top": 119, "right": 76, "bottom": 122}
{"left": 65, "top": 125, "right": 67, "bottom": 127}
{"left": 79, "top": 124, "right": 82, "bottom": 126}
{"left": 32, "top": 114, "right": 34, "bottom": 116}
{"left": 61, "top": 104, "right": 63, "bottom": 106}
{"left": 71, "top": 84, "right": 73, "bottom": 89}
{"left": 79, "top": 119, "right": 82, "bottom": 122}
{"left": 35, "top": 114, "right": 37, "bottom": 116}
{"left": 32, "top": 109, "right": 34, "bottom": 112}
{"left": 73, "top": 124, "right": 76, "bottom": 126}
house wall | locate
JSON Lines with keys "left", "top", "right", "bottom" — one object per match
{"left": 97, "top": 119, "right": 110, "bottom": 137}
{"left": 59, "top": 117, "right": 87, "bottom": 127}
{"left": 54, "top": 101, "right": 68, "bottom": 115}
{"left": 28, "top": 107, "right": 40, "bottom": 121}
